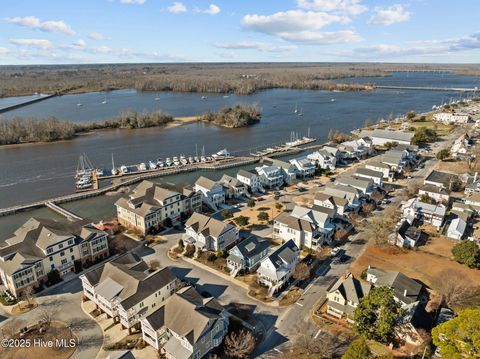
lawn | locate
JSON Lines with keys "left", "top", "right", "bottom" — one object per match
{"left": 390, "top": 120, "right": 454, "bottom": 136}
{"left": 350, "top": 243, "right": 480, "bottom": 293}
{"left": 279, "top": 287, "right": 302, "bottom": 306}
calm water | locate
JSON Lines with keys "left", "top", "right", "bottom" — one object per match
{"left": 0, "top": 72, "right": 479, "bottom": 213}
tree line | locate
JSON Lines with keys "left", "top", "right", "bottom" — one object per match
{"left": 0, "top": 111, "right": 173, "bottom": 145}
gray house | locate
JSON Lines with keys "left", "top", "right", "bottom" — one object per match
{"left": 227, "top": 236, "right": 270, "bottom": 275}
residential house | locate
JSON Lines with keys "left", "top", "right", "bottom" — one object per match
{"left": 307, "top": 149, "right": 337, "bottom": 170}
{"left": 390, "top": 220, "right": 422, "bottom": 249}
{"left": 273, "top": 205, "right": 335, "bottom": 249}
{"left": 323, "top": 183, "right": 361, "bottom": 210}
{"left": 365, "top": 162, "right": 391, "bottom": 180}
{"left": 257, "top": 240, "right": 299, "bottom": 294}
{"left": 338, "top": 138, "right": 373, "bottom": 160}
{"left": 255, "top": 165, "right": 284, "bottom": 189}
{"left": 379, "top": 150, "right": 407, "bottom": 174}
{"left": 80, "top": 253, "right": 179, "bottom": 332}
{"left": 366, "top": 267, "right": 424, "bottom": 306}
{"left": 0, "top": 218, "right": 108, "bottom": 299}
{"left": 314, "top": 193, "right": 348, "bottom": 216}
{"left": 326, "top": 272, "right": 371, "bottom": 322}
{"left": 236, "top": 169, "right": 262, "bottom": 193}
{"left": 451, "top": 202, "right": 475, "bottom": 218}
{"left": 359, "top": 129, "right": 414, "bottom": 146}
{"left": 402, "top": 198, "right": 446, "bottom": 229}
{"left": 115, "top": 181, "right": 202, "bottom": 234}
{"left": 184, "top": 213, "right": 239, "bottom": 252}
{"left": 289, "top": 157, "right": 315, "bottom": 178}
{"left": 336, "top": 176, "right": 374, "bottom": 197}
{"left": 451, "top": 134, "right": 471, "bottom": 160}
{"left": 141, "top": 286, "right": 229, "bottom": 358}
{"left": 424, "top": 170, "right": 458, "bottom": 190}
{"left": 354, "top": 167, "right": 383, "bottom": 187}
{"left": 464, "top": 192, "right": 480, "bottom": 213}
{"left": 322, "top": 145, "right": 342, "bottom": 162}
{"left": 433, "top": 112, "right": 471, "bottom": 124}
{"left": 194, "top": 177, "right": 225, "bottom": 210}
{"left": 418, "top": 184, "right": 450, "bottom": 204}
{"left": 219, "top": 174, "right": 247, "bottom": 199}
{"left": 226, "top": 236, "right": 270, "bottom": 274}
{"left": 265, "top": 159, "right": 297, "bottom": 184}
{"left": 447, "top": 214, "right": 468, "bottom": 240}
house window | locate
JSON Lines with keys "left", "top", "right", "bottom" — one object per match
{"left": 59, "top": 243, "right": 63, "bottom": 249}
{"left": 139, "top": 302, "right": 144, "bottom": 308}
{"left": 49, "top": 256, "right": 53, "bottom": 261}
{"left": 71, "top": 255, "right": 75, "bottom": 261}
{"left": 60, "top": 251, "right": 65, "bottom": 257}
{"left": 47, "top": 248, "right": 53, "bottom": 254}
{"left": 51, "top": 264, "right": 55, "bottom": 270}
{"left": 70, "top": 248, "right": 74, "bottom": 253}
{"left": 61, "top": 259, "right": 67, "bottom": 265}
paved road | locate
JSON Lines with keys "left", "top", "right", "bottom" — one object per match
{"left": 0, "top": 278, "right": 104, "bottom": 359}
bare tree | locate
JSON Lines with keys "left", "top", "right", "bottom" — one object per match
{"left": 363, "top": 205, "right": 399, "bottom": 246}
{"left": 1, "top": 318, "right": 26, "bottom": 339}
{"left": 148, "top": 259, "right": 160, "bottom": 271}
{"left": 293, "top": 262, "right": 311, "bottom": 282}
{"left": 224, "top": 329, "right": 256, "bottom": 359}
{"left": 280, "top": 322, "right": 336, "bottom": 359}
{"left": 435, "top": 270, "right": 480, "bottom": 310}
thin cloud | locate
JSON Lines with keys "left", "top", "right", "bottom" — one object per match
{"left": 167, "top": 2, "right": 187, "bottom": 13}
{"left": 119, "top": 0, "right": 146, "bottom": 4}
{"left": 214, "top": 41, "right": 297, "bottom": 53}
{"left": 296, "top": 0, "right": 367, "bottom": 16}
{"left": 2, "top": 16, "right": 75, "bottom": 35}
{"left": 195, "top": 4, "right": 221, "bottom": 15}
{"left": 0, "top": 47, "right": 10, "bottom": 54}
{"left": 88, "top": 32, "right": 105, "bottom": 40}
{"left": 369, "top": 4, "right": 411, "bottom": 26}
{"left": 9, "top": 38, "right": 54, "bottom": 49}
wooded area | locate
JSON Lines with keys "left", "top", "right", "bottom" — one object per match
{"left": 200, "top": 104, "right": 261, "bottom": 128}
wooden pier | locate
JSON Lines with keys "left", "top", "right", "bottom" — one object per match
{"left": 0, "top": 156, "right": 259, "bottom": 218}
{"left": 45, "top": 202, "right": 83, "bottom": 221}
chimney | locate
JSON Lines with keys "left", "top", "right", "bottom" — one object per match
{"left": 404, "top": 289, "right": 408, "bottom": 297}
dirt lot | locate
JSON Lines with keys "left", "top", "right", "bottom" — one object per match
{"left": 436, "top": 159, "right": 470, "bottom": 173}
{"left": 233, "top": 201, "right": 285, "bottom": 226}
{"left": 350, "top": 243, "right": 480, "bottom": 292}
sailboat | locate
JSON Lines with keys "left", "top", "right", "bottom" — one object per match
{"left": 298, "top": 108, "right": 303, "bottom": 116}
{"left": 111, "top": 154, "right": 119, "bottom": 175}
{"left": 102, "top": 94, "right": 108, "bottom": 104}
{"left": 294, "top": 103, "right": 298, "bottom": 114}
{"left": 330, "top": 98, "right": 335, "bottom": 102}
{"left": 154, "top": 93, "right": 160, "bottom": 101}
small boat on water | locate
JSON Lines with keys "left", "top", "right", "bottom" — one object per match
{"left": 120, "top": 165, "right": 128, "bottom": 174}
{"left": 188, "top": 156, "right": 194, "bottom": 164}
{"left": 173, "top": 157, "right": 180, "bottom": 166}
{"left": 149, "top": 161, "right": 157, "bottom": 170}
{"left": 330, "top": 99, "right": 335, "bottom": 102}
{"left": 102, "top": 94, "right": 108, "bottom": 105}
{"left": 212, "top": 148, "right": 230, "bottom": 159}
{"left": 201, "top": 96, "right": 207, "bottom": 100}
{"left": 294, "top": 103, "right": 298, "bottom": 114}
{"left": 297, "top": 108, "right": 303, "bottom": 116}
{"left": 165, "top": 158, "right": 172, "bottom": 166}
{"left": 194, "top": 156, "right": 200, "bottom": 163}
{"left": 77, "top": 103, "right": 82, "bottom": 107}
{"left": 138, "top": 163, "right": 147, "bottom": 171}
{"left": 201, "top": 156, "right": 207, "bottom": 162}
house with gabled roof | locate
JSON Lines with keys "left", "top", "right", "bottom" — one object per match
{"left": 184, "top": 213, "right": 239, "bottom": 252}
{"left": 219, "top": 174, "right": 247, "bottom": 199}
{"left": 0, "top": 217, "right": 109, "bottom": 299}
{"left": 323, "top": 183, "right": 361, "bottom": 210}
{"left": 257, "top": 240, "right": 299, "bottom": 294}
{"left": 314, "top": 192, "right": 348, "bottom": 216}
{"left": 115, "top": 180, "right": 202, "bottom": 234}
{"left": 418, "top": 184, "right": 450, "bottom": 204}
{"left": 424, "top": 170, "right": 459, "bottom": 190}
{"left": 264, "top": 159, "right": 296, "bottom": 184}
{"left": 80, "top": 252, "right": 179, "bottom": 333}
{"left": 336, "top": 175, "right": 374, "bottom": 197}
{"left": 402, "top": 197, "right": 446, "bottom": 229}
{"left": 390, "top": 220, "right": 422, "bottom": 249}
{"left": 326, "top": 272, "right": 371, "bottom": 322}
{"left": 141, "top": 286, "right": 229, "bottom": 358}
{"left": 354, "top": 167, "right": 383, "bottom": 187}
{"left": 359, "top": 129, "right": 414, "bottom": 146}
{"left": 236, "top": 169, "right": 261, "bottom": 193}
{"left": 365, "top": 162, "right": 391, "bottom": 180}
{"left": 273, "top": 205, "right": 335, "bottom": 249}
{"left": 227, "top": 236, "right": 270, "bottom": 275}
{"left": 255, "top": 164, "right": 284, "bottom": 189}
{"left": 289, "top": 156, "right": 315, "bottom": 178}
{"left": 447, "top": 214, "right": 468, "bottom": 240}
{"left": 307, "top": 149, "right": 337, "bottom": 170}
{"left": 194, "top": 176, "right": 225, "bottom": 210}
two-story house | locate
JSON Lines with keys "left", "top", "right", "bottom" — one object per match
{"left": 257, "top": 240, "right": 299, "bottom": 295}
{"left": 184, "top": 213, "right": 239, "bottom": 252}
{"left": 289, "top": 157, "right": 315, "bottom": 178}
{"left": 273, "top": 205, "right": 335, "bottom": 249}
{"left": 255, "top": 165, "right": 284, "bottom": 189}
{"left": 141, "top": 286, "right": 229, "bottom": 358}
{"left": 227, "top": 236, "right": 270, "bottom": 275}
{"left": 307, "top": 149, "right": 337, "bottom": 170}
{"left": 80, "top": 252, "right": 179, "bottom": 333}
{"left": 264, "top": 159, "right": 297, "bottom": 184}
{"left": 354, "top": 167, "right": 384, "bottom": 187}
{"left": 194, "top": 176, "right": 226, "bottom": 210}
{"left": 365, "top": 162, "right": 391, "bottom": 180}
{"left": 115, "top": 180, "right": 202, "bottom": 234}
{"left": 0, "top": 217, "right": 109, "bottom": 299}
{"left": 322, "top": 183, "right": 361, "bottom": 211}
{"left": 336, "top": 176, "right": 374, "bottom": 197}
{"left": 218, "top": 174, "right": 247, "bottom": 199}
{"left": 314, "top": 193, "right": 348, "bottom": 216}
{"left": 236, "top": 169, "right": 262, "bottom": 193}
{"left": 326, "top": 272, "right": 371, "bottom": 322}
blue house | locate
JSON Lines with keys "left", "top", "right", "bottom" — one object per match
{"left": 227, "top": 236, "right": 270, "bottom": 275}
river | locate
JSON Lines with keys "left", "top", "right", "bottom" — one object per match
{"left": 0, "top": 72, "right": 479, "bottom": 238}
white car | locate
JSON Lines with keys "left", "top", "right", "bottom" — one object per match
{"left": 331, "top": 247, "right": 341, "bottom": 256}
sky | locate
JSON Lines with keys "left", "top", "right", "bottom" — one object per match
{"left": 0, "top": 0, "right": 479, "bottom": 64}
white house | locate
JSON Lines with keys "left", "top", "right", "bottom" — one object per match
{"left": 219, "top": 174, "right": 247, "bottom": 199}
{"left": 314, "top": 193, "right": 348, "bottom": 216}
{"left": 236, "top": 169, "right": 262, "bottom": 193}
{"left": 266, "top": 159, "right": 297, "bottom": 184}
{"left": 257, "top": 240, "right": 299, "bottom": 295}
{"left": 184, "top": 213, "right": 239, "bottom": 252}
{"left": 338, "top": 138, "right": 373, "bottom": 160}
{"left": 255, "top": 165, "right": 284, "bottom": 189}
{"left": 194, "top": 176, "right": 225, "bottom": 210}
{"left": 418, "top": 184, "right": 450, "bottom": 204}
{"left": 290, "top": 157, "right": 315, "bottom": 178}
{"left": 447, "top": 217, "right": 468, "bottom": 240}
{"left": 323, "top": 183, "right": 361, "bottom": 210}
{"left": 402, "top": 198, "right": 446, "bottom": 229}
{"left": 336, "top": 176, "right": 374, "bottom": 197}
{"left": 307, "top": 149, "right": 337, "bottom": 170}
{"left": 365, "top": 162, "right": 391, "bottom": 180}
{"left": 390, "top": 220, "right": 422, "bottom": 249}
{"left": 424, "top": 170, "right": 459, "bottom": 190}
{"left": 273, "top": 205, "right": 335, "bottom": 249}
{"left": 354, "top": 167, "right": 384, "bottom": 187}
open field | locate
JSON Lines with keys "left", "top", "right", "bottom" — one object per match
{"left": 350, "top": 243, "right": 480, "bottom": 292}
